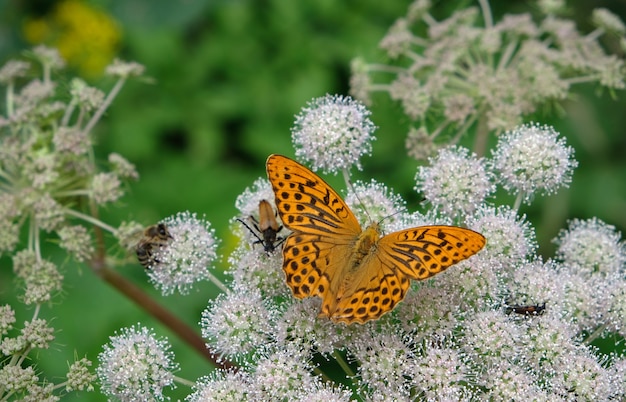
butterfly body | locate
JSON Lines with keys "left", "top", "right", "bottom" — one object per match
{"left": 267, "top": 154, "right": 486, "bottom": 324}
{"left": 351, "top": 223, "right": 379, "bottom": 268}
{"left": 330, "top": 223, "right": 380, "bottom": 314}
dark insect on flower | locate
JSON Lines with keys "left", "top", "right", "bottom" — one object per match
{"left": 505, "top": 302, "right": 546, "bottom": 316}
{"left": 135, "top": 223, "right": 173, "bottom": 269}
{"left": 237, "top": 199, "right": 285, "bottom": 253}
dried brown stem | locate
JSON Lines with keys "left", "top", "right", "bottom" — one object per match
{"left": 87, "top": 203, "right": 236, "bottom": 371}
{"left": 97, "top": 267, "right": 235, "bottom": 371}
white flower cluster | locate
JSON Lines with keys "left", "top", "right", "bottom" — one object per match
{"left": 190, "top": 115, "right": 625, "bottom": 400}
{"left": 93, "top": 86, "right": 625, "bottom": 400}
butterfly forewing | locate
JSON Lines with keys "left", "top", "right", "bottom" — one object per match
{"left": 378, "top": 226, "right": 487, "bottom": 280}
{"left": 266, "top": 155, "right": 361, "bottom": 238}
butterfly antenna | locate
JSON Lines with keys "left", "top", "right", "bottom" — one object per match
{"left": 341, "top": 167, "right": 374, "bottom": 223}
{"left": 378, "top": 210, "right": 404, "bottom": 225}
{"left": 375, "top": 210, "right": 407, "bottom": 236}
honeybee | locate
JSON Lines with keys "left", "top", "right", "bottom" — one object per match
{"left": 505, "top": 302, "right": 546, "bottom": 316}
{"left": 237, "top": 199, "right": 285, "bottom": 253}
{"left": 135, "top": 223, "right": 173, "bottom": 269}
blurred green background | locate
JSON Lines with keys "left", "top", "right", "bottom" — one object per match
{"left": 0, "top": 0, "right": 625, "bottom": 400}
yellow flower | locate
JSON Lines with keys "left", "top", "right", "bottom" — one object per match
{"left": 22, "top": 0, "right": 121, "bottom": 78}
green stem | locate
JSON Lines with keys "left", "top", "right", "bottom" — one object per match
{"left": 6, "top": 81, "right": 14, "bottom": 118}
{"left": 313, "top": 366, "right": 333, "bottom": 383}
{"left": 332, "top": 350, "right": 356, "bottom": 378}
{"left": 206, "top": 270, "right": 230, "bottom": 294}
{"left": 478, "top": 0, "right": 493, "bottom": 28}
{"left": 42, "top": 62, "right": 51, "bottom": 84}
{"left": 473, "top": 114, "right": 489, "bottom": 157}
{"left": 173, "top": 375, "right": 196, "bottom": 388}
{"left": 82, "top": 77, "right": 126, "bottom": 136}
{"left": 497, "top": 40, "right": 518, "bottom": 72}
{"left": 31, "top": 218, "right": 41, "bottom": 261}
{"left": 61, "top": 98, "right": 78, "bottom": 127}
{"left": 55, "top": 189, "right": 90, "bottom": 198}
{"left": 32, "top": 304, "right": 41, "bottom": 321}
{"left": 583, "top": 323, "right": 608, "bottom": 344}
{"left": 512, "top": 192, "right": 523, "bottom": 212}
{"left": 586, "top": 28, "right": 604, "bottom": 42}
{"left": 63, "top": 208, "right": 118, "bottom": 234}
{"left": 341, "top": 167, "right": 352, "bottom": 190}
{"left": 450, "top": 114, "right": 478, "bottom": 145}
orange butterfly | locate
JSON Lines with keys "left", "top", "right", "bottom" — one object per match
{"left": 237, "top": 199, "right": 285, "bottom": 253}
{"left": 266, "top": 154, "right": 486, "bottom": 324}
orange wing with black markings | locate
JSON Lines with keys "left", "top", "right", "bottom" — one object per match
{"left": 267, "top": 154, "right": 486, "bottom": 324}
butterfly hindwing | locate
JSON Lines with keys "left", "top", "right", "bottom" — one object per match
{"left": 330, "top": 257, "right": 411, "bottom": 324}
{"left": 282, "top": 233, "right": 340, "bottom": 299}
